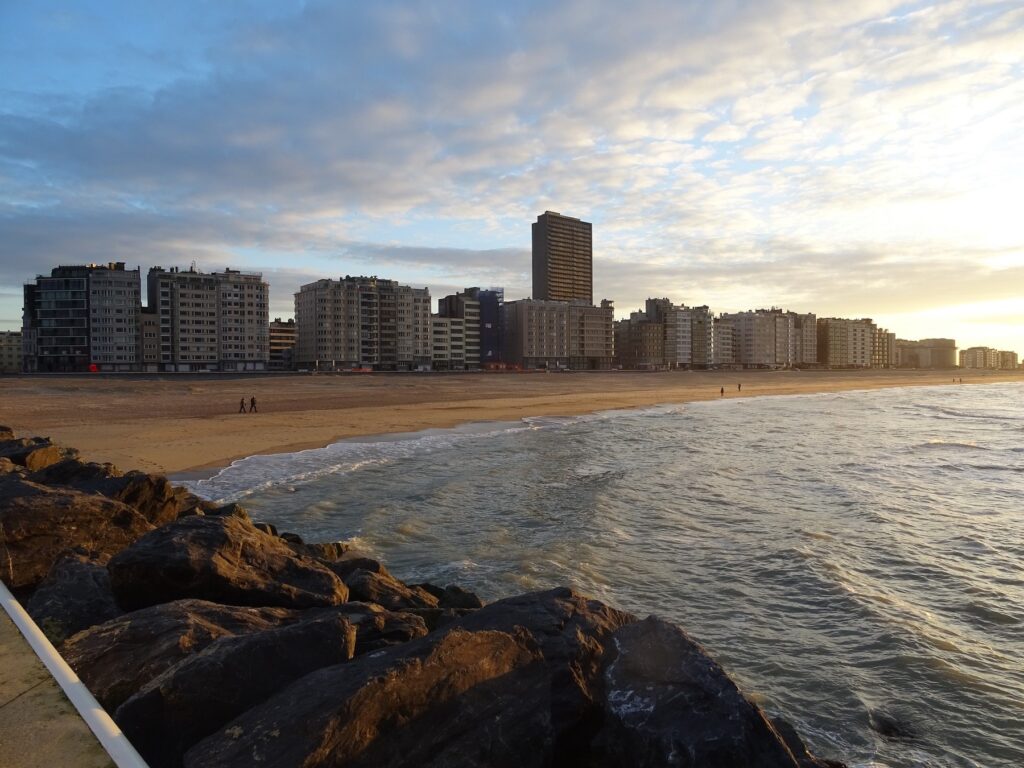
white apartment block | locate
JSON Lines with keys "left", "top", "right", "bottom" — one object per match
{"left": 713, "top": 317, "right": 735, "bottom": 366}
{"left": 431, "top": 316, "right": 466, "bottom": 370}
{"left": 959, "top": 346, "right": 1001, "bottom": 369}
{"left": 437, "top": 291, "right": 481, "bottom": 368}
{"left": 294, "top": 276, "right": 431, "bottom": 371}
{"left": 817, "top": 317, "right": 875, "bottom": 368}
{"left": 147, "top": 267, "right": 268, "bottom": 372}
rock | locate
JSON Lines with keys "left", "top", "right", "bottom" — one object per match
{"left": 185, "top": 588, "right": 634, "bottom": 768}
{"left": 327, "top": 601, "right": 429, "bottom": 656}
{"left": 108, "top": 514, "right": 349, "bottom": 610}
{"left": 414, "top": 582, "right": 485, "bottom": 610}
{"left": 25, "top": 551, "right": 122, "bottom": 644}
{"left": 0, "top": 426, "right": 14, "bottom": 441}
{"left": 324, "top": 554, "right": 390, "bottom": 580}
{"left": 253, "top": 522, "right": 277, "bottom": 536}
{"left": 204, "top": 502, "right": 250, "bottom": 522}
{"left": 0, "top": 480, "right": 154, "bottom": 592}
{"left": 772, "top": 718, "right": 848, "bottom": 768}
{"left": 30, "top": 459, "right": 201, "bottom": 528}
{"left": 0, "top": 457, "right": 20, "bottom": 475}
{"left": 115, "top": 613, "right": 358, "bottom": 768}
{"left": 184, "top": 627, "right": 546, "bottom": 768}
{"left": 300, "top": 541, "right": 348, "bottom": 561}
{"left": 279, "top": 531, "right": 303, "bottom": 545}
{"left": 61, "top": 599, "right": 301, "bottom": 711}
{"left": 343, "top": 568, "right": 439, "bottom": 612}
{"left": 0, "top": 436, "right": 78, "bottom": 471}
{"left": 595, "top": 616, "right": 806, "bottom": 767}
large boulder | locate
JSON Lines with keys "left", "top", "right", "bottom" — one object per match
{"left": 595, "top": 616, "right": 806, "bottom": 767}
{"left": 343, "top": 568, "right": 439, "bottom": 612}
{"left": 115, "top": 613, "right": 358, "bottom": 768}
{"left": 184, "top": 627, "right": 546, "bottom": 768}
{"left": 0, "top": 479, "right": 154, "bottom": 592}
{"left": 25, "top": 550, "right": 122, "bottom": 644}
{"left": 107, "top": 514, "right": 350, "bottom": 610}
{"left": 61, "top": 599, "right": 301, "bottom": 711}
{"left": 0, "top": 435, "right": 77, "bottom": 471}
{"left": 324, "top": 601, "right": 429, "bottom": 656}
{"left": 30, "top": 459, "right": 200, "bottom": 528}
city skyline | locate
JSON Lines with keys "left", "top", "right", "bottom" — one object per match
{"left": 2, "top": 1, "right": 1022, "bottom": 349}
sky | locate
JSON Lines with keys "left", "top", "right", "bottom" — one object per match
{"left": 1, "top": 0, "right": 1022, "bottom": 351}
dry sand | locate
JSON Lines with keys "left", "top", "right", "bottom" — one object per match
{"left": 2, "top": 369, "right": 1021, "bottom": 475}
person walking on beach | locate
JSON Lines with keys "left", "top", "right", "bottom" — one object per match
{"left": 250, "top": 396, "right": 258, "bottom": 413}
{"left": 238, "top": 398, "right": 246, "bottom": 414}
{"left": 720, "top": 387, "right": 724, "bottom": 397}
{"left": 737, "top": 383, "right": 742, "bottom": 392}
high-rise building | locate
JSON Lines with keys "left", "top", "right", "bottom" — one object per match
{"left": 999, "top": 350, "right": 1019, "bottom": 369}
{"left": 138, "top": 308, "right": 160, "bottom": 372}
{"left": 147, "top": 267, "right": 269, "bottom": 372}
{"left": 501, "top": 299, "right": 570, "bottom": 369}
{"left": 614, "top": 313, "right": 665, "bottom": 369}
{"left": 690, "top": 306, "right": 715, "bottom": 368}
{"left": 793, "top": 313, "right": 818, "bottom": 365}
{"left": 532, "top": 211, "right": 593, "bottom": 303}
{"left": 959, "top": 346, "right": 1001, "bottom": 369}
{"left": 872, "top": 328, "right": 897, "bottom": 369}
{"left": 269, "top": 318, "right": 297, "bottom": 371}
{"left": 23, "top": 262, "right": 141, "bottom": 372}
{"left": 713, "top": 317, "right": 736, "bottom": 366}
{"left": 294, "top": 276, "right": 431, "bottom": 371}
{"left": 431, "top": 316, "right": 466, "bottom": 371}
{"left": 0, "top": 331, "right": 22, "bottom": 373}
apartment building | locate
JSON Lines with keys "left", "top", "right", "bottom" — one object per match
{"left": 999, "top": 350, "right": 1019, "bottom": 369}
{"left": 817, "top": 317, "right": 875, "bottom": 368}
{"left": 0, "top": 331, "right": 22, "bottom": 373}
{"left": 501, "top": 299, "right": 570, "bottom": 369}
{"left": 532, "top": 211, "right": 593, "bottom": 304}
{"left": 713, "top": 317, "right": 736, "bottom": 366}
{"left": 147, "top": 267, "right": 268, "bottom": 372}
{"left": 23, "top": 262, "right": 140, "bottom": 372}
{"left": 431, "top": 316, "right": 466, "bottom": 370}
{"left": 294, "top": 276, "right": 431, "bottom": 371}
{"left": 437, "top": 291, "right": 481, "bottom": 368}
{"left": 690, "top": 306, "right": 715, "bottom": 368}
{"left": 138, "top": 309, "right": 160, "bottom": 371}
{"left": 644, "top": 299, "right": 694, "bottom": 368}
{"left": 269, "top": 318, "right": 297, "bottom": 371}
{"left": 959, "top": 347, "right": 1001, "bottom": 369}
{"left": 895, "top": 338, "right": 957, "bottom": 368}
{"left": 872, "top": 328, "right": 897, "bottom": 369}
{"left": 569, "top": 300, "right": 615, "bottom": 370}
{"left": 614, "top": 313, "right": 665, "bottom": 370}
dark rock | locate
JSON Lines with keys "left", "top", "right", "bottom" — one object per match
{"left": 253, "top": 522, "right": 277, "bottom": 536}
{"left": 0, "top": 480, "right": 154, "bottom": 592}
{"left": 0, "top": 457, "right": 20, "bottom": 475}
{"left": 25, "top": 551, "right": 122, "bottom": 644}
{"left": 279, "top": 531, "right": 303, "bottom": 545}
{"left": 204, "top": 502, "right": 250, "bottom": 522}
{"left": 184, "top": 627, "right": 546, "bottom": 768}
{"left": 344, "top": 568, "right": 439, "bottom": 612}
{"left": 327, "top": 601, "right": 429, "bottom": 655}
{"left": 115, "top": 613, "right": 358, "bottom": 768}
{"left": 0, "top": 426, "right": 14, "bottom": 441}
{"left": 108, "top": 514, "right": 349, "bottom": 610}
{"left": 30, "top": 457, "right": 123, "bottom": 484}
{"left": 61, "top": 598, "right": 301, "bottom": 711}
{"left": 596, "top": 616, "right": 805, "bottom": 767}
{"left": 299, "top": 541, "right": 348, "bottom": 561}
{"left": 325, "top": 554, "right": 390, "bottom": 580}
{"left": 414, "top": 582, "right": 485, "bottom": 610}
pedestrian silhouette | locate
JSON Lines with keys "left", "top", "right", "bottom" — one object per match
{"left": 250, "top": 396, "right": 257, "bottom": 413}
{"left": 720, "top": 387, "right": 724, "bottom": 396}
{"left": 737, "top": 383, "right": 742, "bottom": 392}
{"left": 238, "top": 398, "right": 246, "bottom": 414}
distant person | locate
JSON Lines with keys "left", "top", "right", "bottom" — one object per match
{"left": 720, "top": 387, "right": 724, "bottom": 397}
{"left": 238, "top": 398, "right": 246, "bottom": 414}
{"left": 738, "top": 383, "right": 742, "bottom": 392}
{"left": 250, "top": 396, "right": 258, "bottom": 413}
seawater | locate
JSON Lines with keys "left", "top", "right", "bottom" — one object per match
{"left": 183, "top": 382, "right": 1024, "bottom": 768}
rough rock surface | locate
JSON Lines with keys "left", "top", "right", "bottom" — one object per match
{"left": 0, "top": 436, "right": 77, "bottom": 471}
{"left": 115, "top": 613, "right": 358, "bottom": 768}
{"left": 61, "top": 599, "right": 301, "bottom": 710}
{"left": 184, "top": 628, "right": 546, "bottom": 768}
{"left": 25, "top": 551, "right": 122, "bottom": 644}
{"left": 343, "top": 567, "right": 439, "bottom": 612}
{"left": 0, "top": 479, "right": 154, "bottom": 592}
{"left": 108, "top": 514, "right": 349, "bottom": 610}
{"left": 597, "top": 616, "right": 803, "bottom": 767}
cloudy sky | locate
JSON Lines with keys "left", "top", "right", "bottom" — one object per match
{"left": 2, "top": 1, "right": 1022, "bottom": 349}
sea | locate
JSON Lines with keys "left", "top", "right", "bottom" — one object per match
{"left": 181, "top": 382, "right": 1024, "bottom": 768}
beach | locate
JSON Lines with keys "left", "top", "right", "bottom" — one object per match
{"left": 1, "top": 369, "right": 1021, "bottom": 475}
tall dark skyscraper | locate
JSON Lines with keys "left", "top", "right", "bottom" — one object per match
{"left": 532, "top": 211, "right": 592, "bottom": 304}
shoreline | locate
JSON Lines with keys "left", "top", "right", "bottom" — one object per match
{"left": 2, "top": 369, "right": 1021, "bottom": 474}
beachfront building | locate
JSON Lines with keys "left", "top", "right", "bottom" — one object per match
{"left": 138, "top": 308, "right": 160, "bottom": 372}
{"left": 614, "top": 312, "right": 665, "bottom": 370}
{"left": 569, "top": 300, "right": 615, "bottom": 370}
{"left": 713, "top": 308, "right": 814, "bottom": 369}
{"left": 500, "top": 297, "right": 614, "bottom": 370}
{"left": 816, "top": 317, "right": 875, "bottom": 368}
{"left": 644, "top": 298, "right": 695, "bottom": 368}
{"left": 431, "top": 316, "right": 466, "bottom": 371}
{"left": 0, "top": 330, "right": 22, "bottom": 373}
{"left": 294, "top": 276, "right": 431, "bottom": 371}
{"left": 690, "top": 306, "right": 715, "bottom": 368}
{"left": 22, "top": 262, "right": 141, "bottom": 372}
{"left": 959, "top": 346, "right": 1001, "bottom": 369}
{"left": 872, "top": 328, "right": 898, "bottom": 369}
{"left": 269, "top": 318, "right": 297, "bottom": 371}
{"left": 533, "top": 211, "right": 593, "bottom": 304}
{"left": 713, "top": 317, "right": 736, "bottom": 366}
{"left": 793, "top": 313, "right": 818, "bottom": 365}
{"left": 146, "top": 267, "right": 269, "bottom": 372}
{"left": 436, "top": 291, "right": 481, "bottom": 368}
{"left": 895, "top": 338, "right": 957, "bottom": 368}
{"left": 999, "top": 350, "right": 1019, "bottom": 369}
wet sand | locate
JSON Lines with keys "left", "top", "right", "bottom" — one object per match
{"left": 1, "top": 369, "right": 1020, "bottom": 475}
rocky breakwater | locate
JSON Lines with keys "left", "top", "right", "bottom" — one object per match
{"left": 0, "top": 427, "right": 846, "bottom": 768}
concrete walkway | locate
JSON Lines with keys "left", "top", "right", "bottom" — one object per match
{"left": 0, "top": 610, "right": 113, "bottom": 768}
